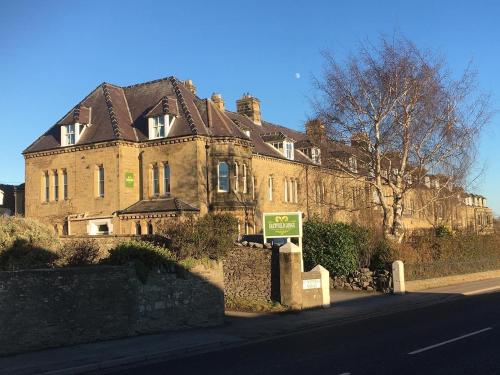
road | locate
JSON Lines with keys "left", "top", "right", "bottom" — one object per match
{"left": 102, "top": 290, "right": 500, "bottom": 375}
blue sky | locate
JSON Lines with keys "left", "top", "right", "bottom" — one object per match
{"left": 1, "top": 0, "right": 499, "bottom": 214}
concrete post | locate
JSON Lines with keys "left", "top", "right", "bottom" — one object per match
{"left": 311, "top": 265, "right": 330, "bottom": 308}
{"left": 392, "top": 260, "right": 405, "bottom": 295}
{"left": 279, "top": 242, "right": 303, "bottom": 309}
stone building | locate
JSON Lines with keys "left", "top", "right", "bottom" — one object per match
{"left": 0, "top": 184, "right": 25, "bottom": 216}
{"left": 23, "top": 76, "right": 493, "bottom": 236}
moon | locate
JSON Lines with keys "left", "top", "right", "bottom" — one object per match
{"left": 295, "top": 73, "right": 301, "bottom": 79}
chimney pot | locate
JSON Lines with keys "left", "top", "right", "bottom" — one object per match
{"left": 211, "top": 93, "right": 225, "bottom": 111}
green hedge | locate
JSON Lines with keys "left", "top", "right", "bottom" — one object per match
{"left": 303, "top": 219, "right": 371, "bottom": 276}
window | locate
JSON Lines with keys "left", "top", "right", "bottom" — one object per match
{"left": 61, "top": 123, "right": 87, "bottom": 146}
{"left": 284, "top": 178, "right": 288, "bottom": 202}
{"left": 147, "top": 222, "right": 153, "bottom": 235}
{"left": 311, "top": 147, "right": 321, "bottom": 164}
{"left": 293, "top": 179, "right": 298, "bottom": 203}
{"left": 348, "top": 157, "right": 358, "bottom": 173}
{"left": 97, "top": 224, "right": 109, "bottom": 235}
{"left": 218, "top": 162, "right": 229, "bottom": 192}
{"left": 63, "top": 170, "right": 68, "bottom": 199}
{"left": 53, "top": 170, "right": 59, "bottom": 201}
{"left": 135, "top": 222, "right": 142, "bottom": 235}
{"left": 65, "top": 124, "right": 75, "bottom": 145}
{"left": 284, "top": 141, "right": 294, "bottom": 160}
{"left": 252, "top": 175, "right": 256, "bottom": 200}
{"left": 152, "top": 165, "right": 159, "bottom": 196}
{"left": 234, "top": 163, "right": 239, "bottom": 192}
{"left": 152, "top": 116, "right": 165, "bottom": 138}
{"left": 44, "top": 171, "right": 49, "bottom": 202}
{"left": 163, "top": 164, "right": 170, "bottom": 194}
{"left": 98, "top": 165, "right": 105, "bottom": 197}
{"left": 243, "top": 165, "right": 248, "bottom": 193}
{"left": 268, "top": 176, "right": 273, "bottom": 201}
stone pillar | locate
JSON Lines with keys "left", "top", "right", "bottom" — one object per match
{"left": 279, "top": 242, "right": 303, "bottom": 309}
{"left": 392, "top": 260, "right": 405, "bottom": 295}
{"left": 311, "top": 265, "right": 330, "bottom": 308}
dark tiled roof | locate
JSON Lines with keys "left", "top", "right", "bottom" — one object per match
{"left": 118, "top": 197, "right": 199, "bottom": 215}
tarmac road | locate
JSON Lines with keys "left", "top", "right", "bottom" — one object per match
{"left": 104, "top": 290, "right": 500, "bottom": 375}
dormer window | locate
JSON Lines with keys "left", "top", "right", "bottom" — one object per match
{"left": 284, "top": 141, "right": 294, "bottom": 160}
{"left": 148, "top": 115, "right": 175, "bottom": 140}
{"left": 61, "top": 123, "right": 86, "bottom": 146}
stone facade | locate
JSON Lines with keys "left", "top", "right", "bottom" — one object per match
{"left": 0, "top": 264, "right": 224, "bottom": 355}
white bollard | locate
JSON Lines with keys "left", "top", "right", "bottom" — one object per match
{"left": 392, "top": 260, "right": 405, "bottom": 295}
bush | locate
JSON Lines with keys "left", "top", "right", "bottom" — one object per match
{"left": 58, "top": 239, "right": 100, "bottom": 267}
{"left": 158, "top": 213, "right": 238, "bottom": 260}
{"left": 0, "top": 216, "right": 59, "bottom": 251}
{"left": 369, "top": 240, "right": 395, "bottom": 270}
{"left": 103, "top": 240, "right": 176, "bottom": 282}
{"left": 303, "top": 219, "right": 370, "bottom": 276}
{"left": 0, "top": 239, "right": 60, "bottom": 271}
{"left": 435, "top": 225, "right": 452, "bottom": 238}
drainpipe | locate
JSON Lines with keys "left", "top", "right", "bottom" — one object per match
{"left": 305, "top": 165, "right": 310, "bottom": 219}
{"left": 205, "top": 142, "right": 211, "bottom": 212}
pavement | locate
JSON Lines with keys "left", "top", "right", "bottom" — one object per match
{"left": 1, "top": 277, "right": 499, "bottom": 375}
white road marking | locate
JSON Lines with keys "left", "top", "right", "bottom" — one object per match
{"left": 463, "top": 286, "right": 500, "bottom": 296}
{"left": 408, "top": 327, "right": 493, "bottom": 355}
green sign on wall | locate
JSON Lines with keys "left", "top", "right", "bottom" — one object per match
{"left": 263, "top": 212, "right": 302, "bottom": 238}
{"left": 125, "top": 172, "right": 134, "bottom": 188}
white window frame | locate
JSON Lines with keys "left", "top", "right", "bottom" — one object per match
{"left": 87, "top": 218, "right": 113, "bottom": 236}
{"left": 218, "top": 162, "right": 229, "bottom": 193}
{"left": 53, "top": 170, "right": 59, "bottom": 201}
{"left": 284, "top": 140, "right": 294, "bottom": 160}
{"left": 163, "top": 163, "right": 170, "bottom": 194}
{"left": 152, "top": 164, "right": 159, "bottom": 196}
{"left": 61, "top": 123, "right": 87, "bottom": 147}
{"left": 243, "top": 164, "right": 247, "bottom": 193}
{"left": 62, "top": 170, "right": 68, "bottom": 200}
{"left": 98, "top": 166, "right": 105, "bottom": 198}
{"left": 148, "top": 115, "right": 175, "bottom": 140}
{"left": 233, "top": 162, "right": 239, "bottom": 193}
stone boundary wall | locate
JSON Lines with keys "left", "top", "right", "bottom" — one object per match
{"left": 0, "top": 263, "right": 224, "bottom": 355}
{"left": 330, "top": 268, "right": 392, "bottom": 293}
{"left": 223, "top": 244, "right": 280, "bottom": 302}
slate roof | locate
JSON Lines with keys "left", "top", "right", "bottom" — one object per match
{"left": 118, "top": 197, "right": 199, "bottom": 215}
{"left": 23, "top": 75, "right": 314, "bottom": 165}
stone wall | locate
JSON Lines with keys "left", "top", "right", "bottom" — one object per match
{"left": 223, "top": 244, "right": 280, "bottom": 302}
{"left": 0, "top": 263, "right": 224, "bottom": 355}
{"left": 330, "top": 268, "right": 392, "bottom": 293}
{"left": 58, "top": 234, "right": 141, "bottom": 258}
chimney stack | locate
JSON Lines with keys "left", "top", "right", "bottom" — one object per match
{"left": 211, "top": 93, "right": 225, "bottom": 111}
{"left": 183, "top": 79, "right": 197, "bottom": 95}
{"left": 236, "top": 93, "right": 261, "bottom": 125}
{"left": 305, "top": 119, "right": 326, "bottom": 143}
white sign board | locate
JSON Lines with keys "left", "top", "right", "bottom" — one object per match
{"left": 302, "top": 279, "right": 321, "bottom": 290}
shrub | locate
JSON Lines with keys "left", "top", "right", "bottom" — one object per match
{"left": 57, "top": 239, "right": 101, "bottom": 267}
{"left": 435, "top": 225, "right": 452, "bottom": 238}
{"left": 303, "top": 219, "right": 370, "bottom": 276}
{"left": 369, "top": 240, "right": 395, "bottom": 270}
{"left": 158, "top": 213, "right": 238, "bottom": 260}
{"left": 103, "top": 240, "right": 176, "bottom": 282}
{"left": 0, "top": 216, "right": 59, "bottom": 251}
{"left": 0, "top": 239, "right": 60, "bottom": 271}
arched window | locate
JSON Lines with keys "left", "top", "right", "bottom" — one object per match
{"left": 147, "top": 222, "right": 153, "bottom": 235}
{"left": 284, "top": 178, "right": 288, "bottom": 202}
{"left": 163, "top": 164, "right": 170, "bottom": 194}
{"left": 218, "top": 162, "right": 229, "bottom": 192}
{"left": 268, "top": 176, "right": 273, "bottom": 201}
{"left": 135, "top": 222, "right": 142, "bottom": 235}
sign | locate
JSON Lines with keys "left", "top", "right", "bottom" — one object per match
{"left": 125, "top": 172, "right": 134, "bottom": 188}
{"left": 303, "top": 279, "right": 321, "bottom": 290}
{"left": 263, "top": 212, "right": 302, "bottom": 238}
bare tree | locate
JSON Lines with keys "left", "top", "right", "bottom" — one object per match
{"left": 313, "top": 36, "right": 490, "bottom": 242}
